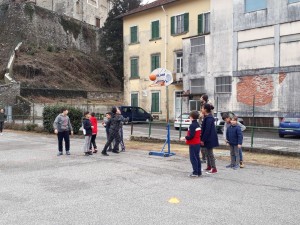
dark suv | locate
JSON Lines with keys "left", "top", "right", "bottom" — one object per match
{"left": 214, "top": 111, "right": 244, "bottom": 134}
{"left": 119, "top": 106, "right": 153, "bottom": 123}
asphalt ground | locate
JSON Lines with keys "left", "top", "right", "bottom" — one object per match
{"left": 0, "top": 130, "right": 300, "bottom": 225}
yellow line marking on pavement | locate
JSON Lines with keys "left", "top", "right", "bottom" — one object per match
{"left": 168, "top": 197, "right": 180, "bottom": 204}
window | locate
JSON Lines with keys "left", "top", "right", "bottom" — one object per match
{"left": 189, "top": 100, "right": 201, "bottom": 111}
{"left": 151, "top": 20, "right": 160, "bottom": 39}
{"left": 151, "top": 54, "right": 160, "bottom": 71}
{"left": 96, "top": 18, "right": 100, "bottom": 28}
{"left": 130, "top": 26, "right": 138, "bottom": 43}
{"left": 198, "top": 12, "right": 210, "bottom": 34}
{"left": 131, "top": 93, "right": 138, "bottom": 107}
{"left": 151, "top": 92, "right": 160, "bottom": 113}
{"left": 176, "top": 52, "right": 183, "bottom": 73}
{"left": 245, "top": 0, "right": 267, "bottom": 13}
{"left": 191, "top": 36, "right": 205, "bottom": 54}
{"left": 190, "top": 78, "right": 205, "bottom": 94}
{"left": 289, "top": 0, "right": 300, "bottom": 3}
{"left": 171, "top": 13, "right": 189, "bottom": 35}
{"left": 215, "top": 76, "right": 232, "bottom": 93}
{"left": 130, "top": 58, "right": 139, "bottom": 78}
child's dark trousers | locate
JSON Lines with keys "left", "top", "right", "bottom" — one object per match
{"left": 189, "top": 144, "right": 202, "bottom": 176}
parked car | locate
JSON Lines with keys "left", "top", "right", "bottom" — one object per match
{"left": 119, "top": 106, "right": 153, "bottom": 123}
{"left": 214, "top": 111, "right": 244, "bottom": 134}
{"left": 278, "top": 115, "right": 300, "bottom": 138}
{"left": 174, "top": 113, "right": 192, "bottom": 130}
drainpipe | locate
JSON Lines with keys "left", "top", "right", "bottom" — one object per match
{"left": 161, "top": 5, "right": 168, "bottom": 68}
{"left": 161, "top": 5, "right": 169, "bottom": 122}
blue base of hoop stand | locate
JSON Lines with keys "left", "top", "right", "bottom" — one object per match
{"left": 149, "top": 123, "right": 176, "bottom": 157}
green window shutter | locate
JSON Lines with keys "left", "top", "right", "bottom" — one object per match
{"left": 151, "top": 55, "right": 160, "bottom": 71}
{"left": 131, "top": 26, "right": 137, "bottom": 43}
{"left": 155, "top": 20, "right": 160, "bottom": 38}
{"left": 198, "top": 14, "right": 203, "bottom": 34}
{"left": 131, "top": 94, "right": 138, "bottom": 107}
{"left": 151, "top": 93, "right": 159, "bottom": 112}
{"left": 151, "top": 21, "right": 159, "bottom": 39}
{"left": 171, "top": 16, "right": 175, "bottom": 35}
{"left": 184, "top": 13, "right": 189, "bottom": 32}
{"left": 151, "top": 56, "right": 155, "bottom": 71}
{"left": 151, "top": 22, "right": 155, "bottom": 39}
{"left": 131, "top": 58, "right": 138, "bottom": 78}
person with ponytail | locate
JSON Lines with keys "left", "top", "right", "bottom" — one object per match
{"left": 200, "top": 103, "right": 219, "bottom": 174}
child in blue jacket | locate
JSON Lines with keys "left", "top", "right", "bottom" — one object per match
{"left": 226, "top": 116, "right": 243, "bottom": 170}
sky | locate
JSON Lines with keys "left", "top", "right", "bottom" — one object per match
{"left": 142, "top": 0, "right": 156, "bottom": 4}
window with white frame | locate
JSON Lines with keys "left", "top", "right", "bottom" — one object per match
{"left": 245, "top": 0, "right": 267, "bottom": 13}
{"left": 190, "top": 78, "right": 205, "bottom": 94}
{"left": 215, "top": 76, "right": 232, "bottom": 93}
{"left": 198, "top": 12, "right": 210, "bottom": 34}
{"left": 171, "top": 13, "right": 189, "bottom": 35}
{"left": 191, "top": 36, "right": 205, "bottom": 54}
{"left": 176, "top": 52, "right": 183, "bottom": 73}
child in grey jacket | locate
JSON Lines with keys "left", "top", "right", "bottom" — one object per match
{"left": 53, "top": 108, "right": 73, "bottom": 156}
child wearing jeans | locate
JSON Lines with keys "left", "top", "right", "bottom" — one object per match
{"left": 82, "top": 112, "right": 94, "bottom": 156}
{"left": 181, "top": 111, "right": 202, "bottom": 177}
{"left": 226, "top": 116, "right": 243, "bottom": 170}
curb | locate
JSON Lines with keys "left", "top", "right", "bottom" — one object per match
{"left": 130, "top": 136, "right": 300, "bottom": 157}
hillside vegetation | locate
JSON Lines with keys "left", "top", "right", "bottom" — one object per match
{"left": 13, "top": 45, "right": 121, "bottom": 91}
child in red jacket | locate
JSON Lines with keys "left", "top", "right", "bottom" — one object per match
{"left": 89, "top": 112, "right": 98, "bottom": 153}
{"left": 181, "top": 110, "right": 202, "bottom": 178}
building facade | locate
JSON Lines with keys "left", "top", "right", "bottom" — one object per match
{"left": 123, "top": 0, "right": 210, "bottom": 120}
{"left": 181, "top": 0, "right": 300, "bottom": 126}
{"left": 1, "top": 0, "right": 111, "bottom": 27}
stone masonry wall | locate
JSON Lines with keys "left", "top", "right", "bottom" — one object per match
{"left": 0, "top": 2, "right": 100, "bottom": 55}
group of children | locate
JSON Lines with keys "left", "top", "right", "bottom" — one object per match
{"left": 53, "top": 106, "right": 128, "bottom": 156}
{"left": 182, "top": 95, "right": 245, "bottom": 178}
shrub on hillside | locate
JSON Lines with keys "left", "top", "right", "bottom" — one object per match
{"left": 43, "top": 105, "right": 82, "bottom": 134}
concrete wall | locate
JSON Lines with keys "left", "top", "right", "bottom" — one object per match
{"left": 123, "top": 0, "right": 210, "bottom": 120}
{"left": 232, "top": 0, "right": 300, "bottom": 117}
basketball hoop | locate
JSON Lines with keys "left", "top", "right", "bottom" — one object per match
{"left": 149, "top": 68, "right": 173, "bottom": 87}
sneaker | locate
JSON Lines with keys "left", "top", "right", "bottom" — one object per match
{"left": 206, "top": 168, "right": 218, "bottom": 174}
{"left": 57, "top": 152, "right": 63, "bottom": 156}
{"left": 112, "top": 150, "right": 120, "bottom": 154}
{"left": 240, "top": 162, "right": 245, "bottom": 168}
{"left": 107, "top": 149, "right": 112, "bottom": 152}
{"left": 66, "top": 151, "right": 70, "bottom": 155}
{"left": 121, "top": 149, "right": 125, "bottom": 152}
{"left": 93, "top": 150, "right": 98, "bottom": 154}
{"left": 204, "top": 166, "right": 211, "bottom": 171}
{"left": 189, "top": 174, "right": 199, "bottom": 178}
{"left": 88, "top": 151, "right": 93, "bottom": 155}
{"left": 85, "top": 152, "right": 90, "bottom": 156}
{"left": 101, "top": 151, "right": 109, "bottom": 156}
{"left": 226, "top": 164, "right": 233, "bottom": 168}
{"left": 233, "top": 165, "right": 239, "bottom": 170}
